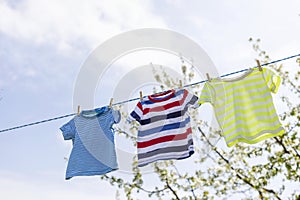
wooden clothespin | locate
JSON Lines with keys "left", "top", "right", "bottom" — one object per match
{"left": 77, "top": 105, "right": 80, "bottom": 116}
{"left": 139, "top": 91, "right": 143, "bottom": 101}
{"left": 206, "top": 73, "right": 211, "bottom": 81}
{"left": 179, "top": 80, "right": 183, "bottom": 89}
{"left": 109, "top": 98, "right": 114, "bottom": 108}
{"left": 256, "top": 59, "right": 263, "bottom": 71}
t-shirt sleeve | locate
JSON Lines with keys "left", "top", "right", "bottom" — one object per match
{"left": 199, "top": 83, "right": 213, "bottom": 104}
{"left": 112, "top": 109, "right": 121, "bottom": 124}
{"left": 263, "top": 68, "right": 281, "bottom": 94}
{"left": 127, "top": 102, "right": 143, "bottom": 124}
{"left": 185, "top": 89, "right": 200, "bottom": 109}
{"left": 60, "top": 119, "right": 76, "bottom": 140}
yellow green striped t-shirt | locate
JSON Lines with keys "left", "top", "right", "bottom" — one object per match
{"left": 199, "top": 67, "right": 285, "bottom": 147}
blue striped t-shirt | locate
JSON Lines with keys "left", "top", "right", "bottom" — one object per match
{"left": 60, "top": 106, "right": 120, "bottom": 180}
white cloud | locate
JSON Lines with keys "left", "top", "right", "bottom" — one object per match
{"left": 0, "top": 0, "right": 167, "bottom": 90}
{"left": 0, "top": 0, "right": 167, "bottom": 53}
{"left": 159, "top": 0, "right": 300, "bottom": 74}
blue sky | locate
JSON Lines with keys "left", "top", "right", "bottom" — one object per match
{"left": 0, "top": 0, "right": 300, "bottom": 199}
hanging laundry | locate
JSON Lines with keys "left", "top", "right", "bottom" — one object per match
{"left": 199, "top": 67, "right": 285, "bottom": 147}
{"left": 128, "top": 89, "right": 199, "bottom": 167}
{"left": 60, "top": 106, "right": 120, "bottom": 180}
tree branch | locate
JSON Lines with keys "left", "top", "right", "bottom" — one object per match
{"left": 285, "top": 125, "right": 300, "bottom": 158}
{"left": 165, "top": 177, "right": 180, "bottom": 200}
{"left": 114, "top": 127, "right": 137, "bottom": 141}
{"left": 101, "top": 174, "right": 167, "bottom": 196}
{"left": 198, "top": 127, "right": 282, "bottom": 200}
{"left": 172, "top": 164, "right": 197, "bottom": 200}
{"left": 153, "top": 164, "right": 181, "bottom": 200}
{"left": 274, "top": 137, "right": 289, "bottom": 154}
{"left": 262, "top": 188, "right": 282, "bottom": 200}
{"left": 274, "top": 124, "right": 300, "bottom": 159}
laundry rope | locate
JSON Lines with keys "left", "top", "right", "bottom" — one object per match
{"left": 0, "top": 53, "right": 299, "bottom": 134}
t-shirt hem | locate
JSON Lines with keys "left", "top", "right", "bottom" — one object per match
{"left": 138, "top": 150, "right": 194, "bottom": 167}
{"left": 226, "top": 129, "right": 285, "bottom": 147}
{"left": 66, "top": 167, "right": 118, "bottom": 180}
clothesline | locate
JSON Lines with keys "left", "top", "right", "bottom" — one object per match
{"left": 0, "top": 53, "right": 299, "bottom": 134}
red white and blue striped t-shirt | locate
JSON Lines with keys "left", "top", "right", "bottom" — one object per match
{"left": 129, "top": 89, "right": 199, "bottom": 167}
